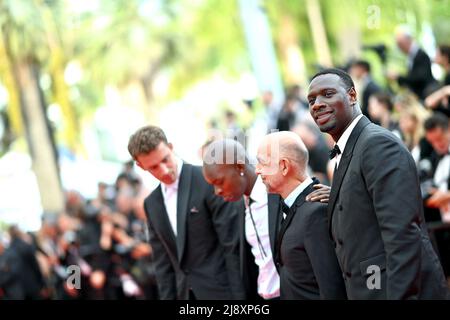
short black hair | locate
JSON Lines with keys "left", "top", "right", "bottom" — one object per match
{"left": 310, "top": 68, "right": 355, "bottom": 91}
{"left": 424, "top": 113, "right": 449, "bottom": 131}
{"left": 352, "top": 60, "right": 371, "bottom": 73}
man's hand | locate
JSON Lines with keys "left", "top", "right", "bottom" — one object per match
{"left": 306, "top": 184, "right": 331, "bottom": 203}
{"left": 426, "top": 189, "right": 450, "bottom": 208}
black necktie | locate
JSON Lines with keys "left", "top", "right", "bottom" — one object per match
{"left": 329, "top": 144, "right": 341, "bottom": 160}
{"left": 281, "top": 201, "right": 291, "bottom": 220}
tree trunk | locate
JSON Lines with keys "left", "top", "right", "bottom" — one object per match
{"left": 306, "top": 0, "right": 333, "bottom": 67}
{"left": 277, "top": 14, "right": 307, "bottom": 87}
{"left": 16, "top": 59, "right": 64, "bottom": 213}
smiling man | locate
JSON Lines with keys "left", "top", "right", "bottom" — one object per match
{"left": 307, "top": 68, "right": 449, "bottom": 299}
{"left": 128, "top": 125, "right": 245, "bottom": 300}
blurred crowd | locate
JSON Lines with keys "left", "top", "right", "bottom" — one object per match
{"left": 0, "top": 162, "right": 158, "bottom": 300}
{"left": 1, "top": 28, "right": 450, "bottom": 299}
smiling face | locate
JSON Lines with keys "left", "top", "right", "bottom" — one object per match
{"left": 308, "top": 73, "right": 357, "bottom": 142}
{"left": 135, "top": 142, "right": 178, "bottom": 185}
{"left": 202, "top": 164, "right": 246, "bottom": 202}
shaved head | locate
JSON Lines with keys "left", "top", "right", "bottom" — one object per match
{"left": 260, "top": 131, "right": 309, "bottom": 172}
{"left": 202, "top": 139, "right": 252, "bottom": 201}
{"left": 203, "top": 139, "right": 249, "bottom": 166}
{"left": 256, "top": 131, "right": 310, "bottom": 197}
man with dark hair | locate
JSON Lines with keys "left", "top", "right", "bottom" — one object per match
{"left": 307, "top": 67, "right": 449, "bottom": 299}
{"left": 423, "top": 113, "right": 450, "bottom": 278}
{"left": 435, "top": 44, "right": 450, "bottom": 86}
{"left": 349, "top": 60, "right": 381, "bottom": 120}
{"left": 128, "top": 125, "right": 245, "bottom": 300}
{"left": 424, "top": 113, "right": 450, "bottom": 218}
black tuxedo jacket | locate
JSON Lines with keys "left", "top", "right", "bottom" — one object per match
{"left": 398, "top": 48, "right": 436, "bottom": 100}
{"left": 276, "top": 179, "right": 347, "bottom": 300}
{"left": 143, "top": 163, "right": 245, "bottom": 300}
{"left": 329, "top": 116, "right": 450, "bottom": 299}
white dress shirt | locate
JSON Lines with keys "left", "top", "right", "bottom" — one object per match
{"left": 245, "top": 176, "right": 280, "bottom": 299}
{"left": 160, "top": 158, "right": 183, "bottom": 236}
{"left": 407, "top": 43, "right": 420, "bottom": 71}
{"left": 283, "top": 177, "right": 314, "bottom": 219}
{"left": 333, "top": 114, "right": 364, "bottom": 169}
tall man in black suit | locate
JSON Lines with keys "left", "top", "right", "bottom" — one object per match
{"left": 128, "top": 126, "right": 245, "bottom": 300}
{"left": 388, "top": 27, "right": 436, "bottom": 100}
{"left": 202, "top": 139, "right": 281, "bottom": 300}
{"left": 307, "top": 68, "right": 450, "bottom": 299}
{"left": 255, "top": 131, "right": 347, "bottom": 300}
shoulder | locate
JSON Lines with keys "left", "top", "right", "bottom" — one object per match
{"left": 145, "top": 187, "right": 160, "bottom": 204}
{"left": 361, "top": 123, "right": 405, "bottom": 149}
{"left": 268, "top": 193, "right": 281, "bottom": 203}
{"left": 359, "top": 124, "right": 416, "bottom": 168}
{"left": 298, "top": 200, "right": 327, "bottom": 223}
{"left": 303, "top": 200, "right": 327, "bottom": 216}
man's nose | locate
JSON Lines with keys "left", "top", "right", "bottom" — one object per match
{"left": 311, "top": 97, "right": 326, "bottom": 111}
{"left": 160, "top": 164, "right": 169, "bottom": 175}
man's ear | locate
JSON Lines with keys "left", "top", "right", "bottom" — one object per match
{"left": 167, "top": 142, "right": 173, "bottom": 151}
{"left": 280, "top": 158, "right": 290, "bottom": 176}
{"left": 135, "top": 161, "right": 144, "bottom": 170}
{"left": 348, "top": 87, "right": 357, "bottom": 105}
{"left": 235, "top": 163, "right": 245, "bottom": 175}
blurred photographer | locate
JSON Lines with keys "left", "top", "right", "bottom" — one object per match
{"left": 424, "top": 113, "right": 450, "bottom": 221}
{"left": 423, "top": 113, "right": 450, "bottom": 278}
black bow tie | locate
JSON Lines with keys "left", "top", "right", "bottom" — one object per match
{"left": 281, "top": 201, "right": 291, "bottom": 216}
{"left": 329, "top": 145, "right": 341, "bottom": 160}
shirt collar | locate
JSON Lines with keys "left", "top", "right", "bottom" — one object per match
{"left": 248, "top": 175, "right": 268, "bottom": 206}
{"left": 336, "top": 114, "right": 364, "bottom": 156}
{"left": 284, "top": 177, "right": 313, "bottom": 208}
{"left": 407, "top": 43, "right": 420, "bottom": 69}
{"left": 408, "top": 43, "right": 419, "bottom": 60}
{"left": 161, "top": 157, "right": 183, "bottom": 193}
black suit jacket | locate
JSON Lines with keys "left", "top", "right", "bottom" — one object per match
{"left": 398, "top": 48, "right": 436, "bottom": 100}
{"left": 8, "top": 237, "right": 45, "bottom": 299}
{"left": 239, "top": 193, "right": 281, "bottom": 300}
{"left": 329, "top": 116, "right": 450, "bottom": 299}
{"left": 276, "top": 179, "right": 347, "bottom": 300}
{"left": 143, "top": 163, "right": 245, "bottom": 300}
{"left": 0, "top": 247, "right": 25, "bottom": 300}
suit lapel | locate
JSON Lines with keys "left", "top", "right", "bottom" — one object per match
{"left": 267, "top": 193, "right": 281, "bottom": 257}
{"left": 327, "top": 116, "right": 371, "bottom": 233}
{"left": 151, "top": 186, "right": 177, "bottom": 255}
{"left": 176, "top": 163, "right": 192, "bottom": 262}
{"left": 276, "top": 182, "right": 315, "bottom": 263}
